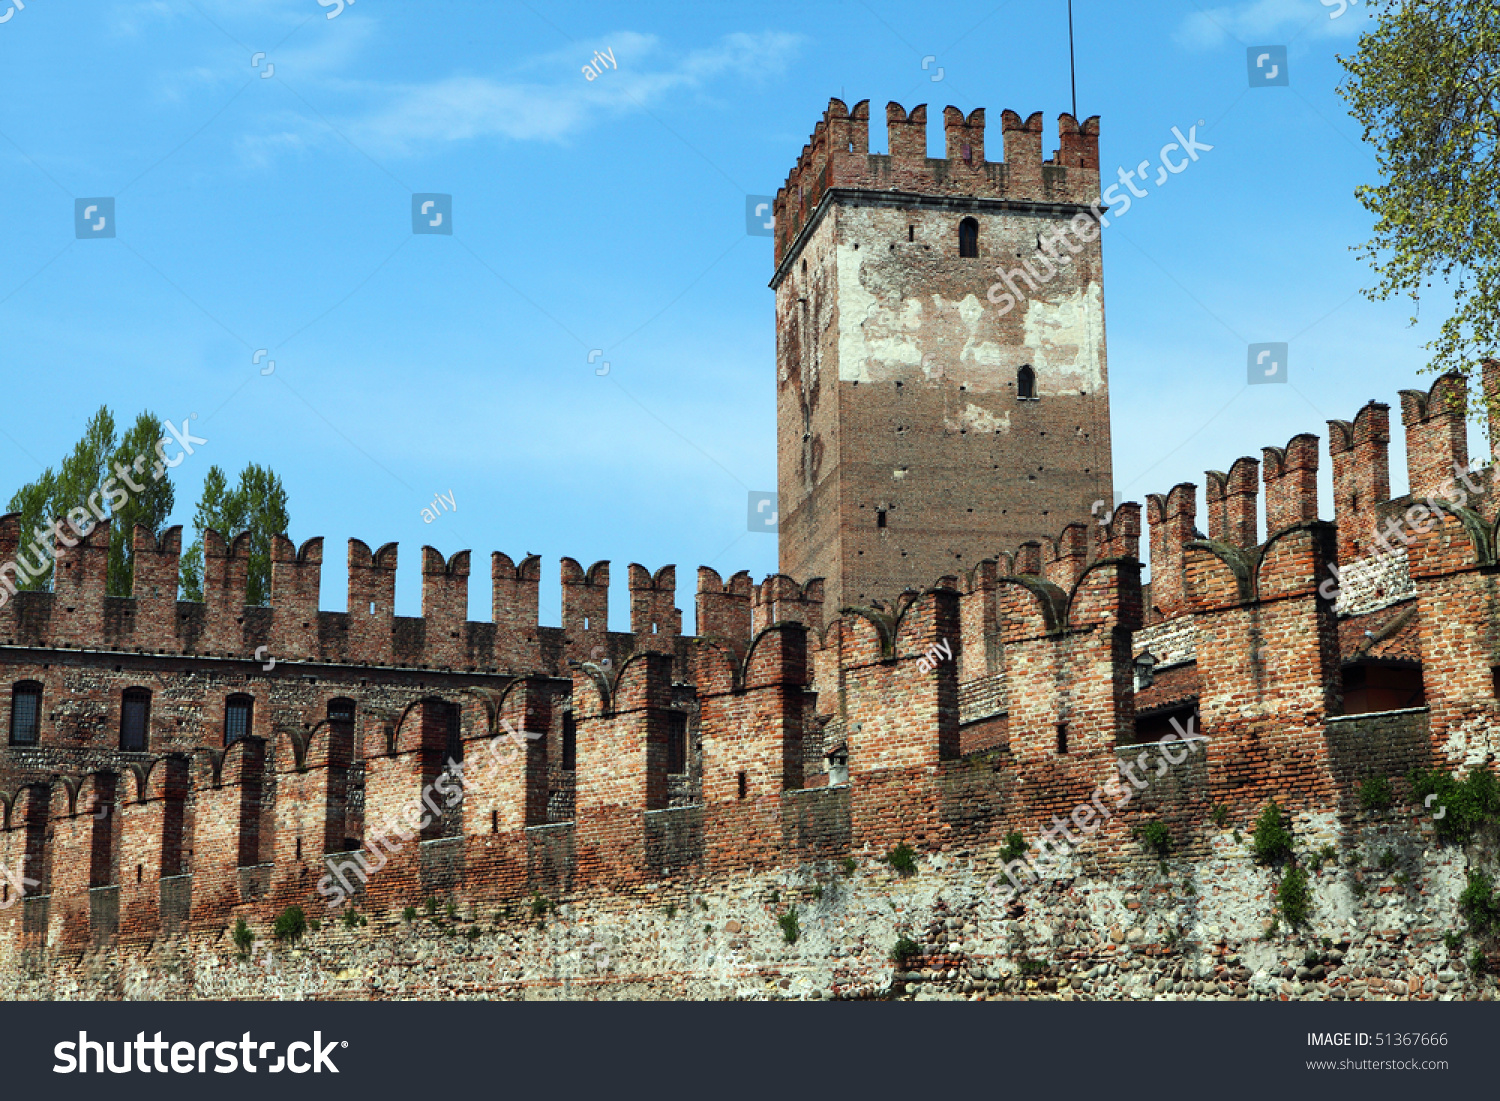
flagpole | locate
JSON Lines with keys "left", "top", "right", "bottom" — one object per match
{"left": 1068, "top": 0, "right": 1078, "bottom": 119}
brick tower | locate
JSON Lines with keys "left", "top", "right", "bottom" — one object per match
{"left": 771, "top": 99, "right": 1114, "bottom": 611}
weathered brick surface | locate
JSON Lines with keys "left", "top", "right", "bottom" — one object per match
{"left": 0, "top": 105, "right": 1496, "bottom": 1000}
{"left": 774, "top": 99, "right": 1113, "bottom": 613}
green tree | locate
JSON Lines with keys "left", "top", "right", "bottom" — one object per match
{"left": 52, "top": 406, "right": 117, "bottom": 537}
{"left": 3, "top": 405, "right": 169, "bottom": 594}
{"left": 107, "top": 411, "right": 175, "bottom": 597}
{"left": 178, "top": 463, "right": 289, "bottom": 605}
{"left": 1339, "top": 2, "right": 1500, "bottom": 399}
{"left": 5, "top": 470, "right": 57, "bottom": 591}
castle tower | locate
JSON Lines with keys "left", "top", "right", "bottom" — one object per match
{"left": 771, "top": 99, "right": 1114, "bottom": 610}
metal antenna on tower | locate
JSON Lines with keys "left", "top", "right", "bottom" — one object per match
{"left": 1068, "top": 0, "right": 1078, "bottom": 119}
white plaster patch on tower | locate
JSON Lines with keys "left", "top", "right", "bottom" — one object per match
{"left": 1020, "top": 281, "right": 1106, "bottom": 394}
{"left": 951, "top": 293, "right": 1012, "bottom": 376}
{"left": 945, "top": 404, "right": 1011, "bottom": 435}
{"left": 835, "top": 242, "right": 926, "bottom": 382}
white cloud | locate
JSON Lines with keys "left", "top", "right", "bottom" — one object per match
{"left": 343, "top": 30, "right": 804, "bottom": 156}
{"left": 1173, "top": 0, "right": 1372, "bottom": 50}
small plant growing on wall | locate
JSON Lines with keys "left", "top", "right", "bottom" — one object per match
{"left": 1210, "top": 804, "right": 1229, "bottom": 828}
{"left": 778, "top": 907, "right": 800, "bottom": 945}
{"left": 1134, "top": 820, "right": 1172, "bottom": 857}
{"left": 273, "top": 905, "right": 307, "bottom": 944}
{"left": 1276, "top": 866, "right": 1312, "bottom": 928}
{"left": 890, "top": 934, "right": 921, "bottom": 968}
{"left": 1409, "top": 767, "right": 1500, "bottom": 844}
{"left": 884, "top": 842, "right": 918, "bottom": 877}
{"left": 998, "top": 831, "right": 1027, "bottom": 862}
{"left": 1359, "top": 775, "right": 1393, "bottom": 811}
{"left": 232, "top": 917, "right": 254, "bottom": 959}
{"left": 1469, "top": 945, "right": 1488, "bottom": 976}
{"left": 841, "top": 857, "right": 857, "bottom": 876}
{"left": 1459, "top": 869, "right": 1498, "bottom": 936}
{"left": 530, "top": 893, "right": 550, "bottom": 919}
{"left": 1251, "top": 801, "right": 1294, "bottom": 864}
{"left": 402, "top": 905, "right": 417, "bottom": 922}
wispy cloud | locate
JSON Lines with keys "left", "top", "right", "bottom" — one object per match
{"left": 1174, "top": 0, "right": 1373, "bottom": 50}
{"left": 343, "top": 31, "right": 804, "bottom": 156}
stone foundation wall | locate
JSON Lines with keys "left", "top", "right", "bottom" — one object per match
{"left": 2, "top": 804, "right": 1487, "bottom": 1002}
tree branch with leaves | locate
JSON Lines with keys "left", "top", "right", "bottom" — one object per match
{"left": 1339, "top": 0, "right": 1500, "bottom": 405}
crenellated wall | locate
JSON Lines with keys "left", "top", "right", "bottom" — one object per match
{"left": 772, "top": 100, "right": 1102, "bottom": 268}
{"left": 3, "top": 367, "right": 1500, "bottom": 1000}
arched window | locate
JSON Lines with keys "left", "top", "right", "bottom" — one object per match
{"left": 958, "top": 217, "right": 979, "bottom": 258}
{"left": 225, "top": 693, "right": 254, "bottom": 746}
{"left": 9, "top": 681, "right": 40, "bottom": 746}
{"left": 1017, "top": 364, "right": 1036, "bottom": 400}
{"left": 121, "top": 688, "right": 151, "bottom": 751}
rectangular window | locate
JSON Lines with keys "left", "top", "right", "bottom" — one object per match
{"left": 121, "top": 691, "right": 150, "bottom": 751}
{"left": 562, "top": 711, "right": 577, "bottom": 770}
{"left": 225, "top": 696, "right": 253, "bottom": 746}
{"left": 9, "top": 685, "right": 40, "bottom": 746}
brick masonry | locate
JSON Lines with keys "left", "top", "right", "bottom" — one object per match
{"left": 773, "top": 100, "right": 1114, "bottom": 612}
{"left": 1, "top": 107, "right": 1500, "bottom": 1002}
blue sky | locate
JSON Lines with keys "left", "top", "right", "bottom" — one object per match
{"left": 0, "top": 0, "right": 1457, "bottom": 629}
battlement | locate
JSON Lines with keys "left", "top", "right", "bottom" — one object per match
{"left": 773, "top": 97, "right": 1103, "bottom": 266}
{"left": 5, "top": 367, "right": 1500, "bottom": 989}
{"left": 0, "top": 367, "right": 1481, "bottom": 685}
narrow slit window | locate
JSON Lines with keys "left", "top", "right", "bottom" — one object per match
{"left": 562, "top": 711, "right": 577, "bottom": 770}
{"left": 737, "top": 771, "right": 748, "bottom": 800}
{"left": 121, "top": 687, "right": 151, "bottom": 751}
{"left": 877, "top": 509, "right": 887, "bottom": 529}
{"left": 666, "top": 711, "right": 688, "bottom": 774}
{"left": 1056, "top": 724, "right": 1069, "bottom": 755}
{"left": 958, "top": 217, "right": 979, "bottom": 257}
